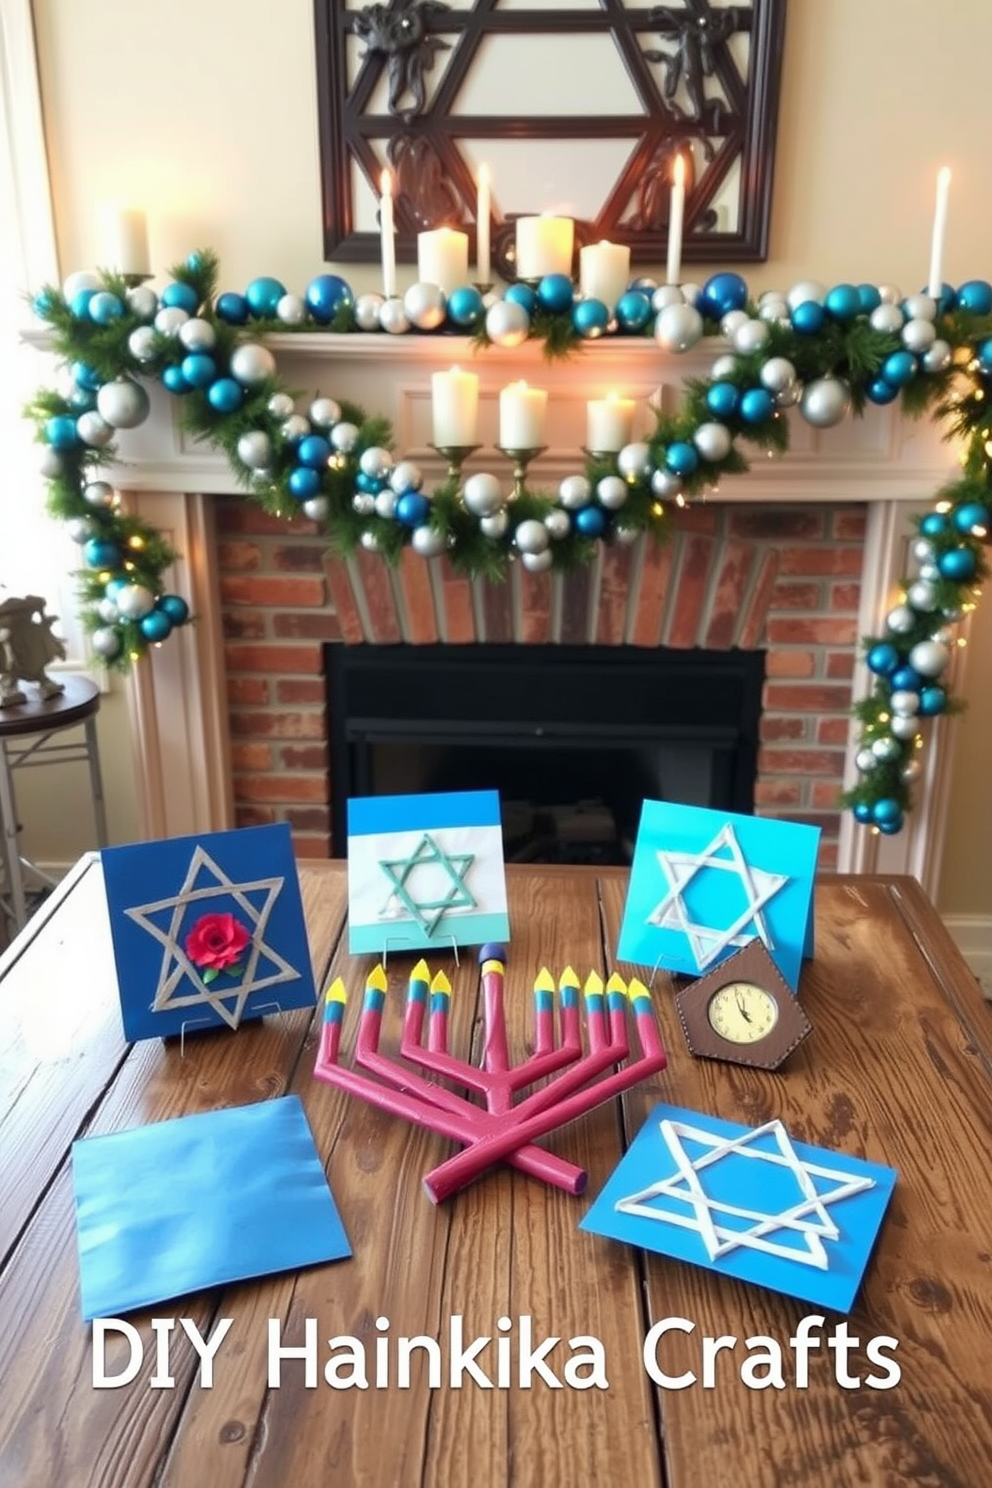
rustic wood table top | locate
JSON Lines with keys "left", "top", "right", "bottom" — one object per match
{"left": 1, "top": 857, "right": 991, "bottom": 1488}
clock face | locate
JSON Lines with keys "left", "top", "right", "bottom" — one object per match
{"left": 707, "top": 981, "right": 780, "bottom": 1044}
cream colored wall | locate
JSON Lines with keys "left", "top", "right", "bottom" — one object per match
{"left": 23, "top": 0, "right": 992, "bottom": 910}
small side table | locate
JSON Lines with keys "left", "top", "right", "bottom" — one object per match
{"left": 0, "top": 675, "right": 108, "bottom": 936}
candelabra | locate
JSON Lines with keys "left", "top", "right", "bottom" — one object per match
{"left": 313, "top": 944, "right": 667, "bottom": 1203}
{"left": 496, "top": 446, "right": 548, "bottom": 500}
{"left": 429, "top": 443, "right": 482, "bottom": 483}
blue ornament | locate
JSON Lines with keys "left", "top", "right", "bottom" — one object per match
{"left": 207, "top": 377, "right": 244, "bottom": 413}
{"left": 45, "top": 415, "right": 79, "bottom": 450}
{"left": 615, "top": 290, "right": 653, "bottom": 332}
{"left": 976, "top": 339, "right": 992, "bottom": 374}
{"left": 956, "top": 279, "right": 992, "bottom": 315}
{"left": 938, "top": 546, "right": 977, "bottom": 581}
{"left": 158, "top": 593, "right": 190, "bottom": 625}
{"left": 32, "top": 288, "right": 56, "bottom": 317}
{"left": 866, "top": 642, "right": 900, "bottom": 676}
{"left": 572, "top": 298, "right": 609, "bottom": 338}
{"left": 70, "top": 387, "right": 97, "bottom": 411}
{"left": 180, "top": 353, "right": 217, "bottom": 389}
{"left": 853, "top": 801, "right": 874, "bottom": 823}
{"left": 920, "top": 512, "right": 949, "bottom": 538}
{"left": 160, "top": 282, "right": 199, "bottom": 315}
{"left": 536, "top": 274, "right": 574, "bottom": 314}
{"left": 706, "top": 382, "right": 740, "bottom": 419}
{"left": 931, "top": 282, "right": 955, "bottom": 314}
{"left": 83, "top": 538, "right": 120, "bottom": 569}
{"left": 857, "top": 284, "right": 882, "bottom": 313}
{"left": 628, "top": 276, "right": 658, "bottom": 293}
{"left": 791, "top": 300, "right": 826, "bottom": 334}
{"left": 88, "top": 291, "right": 124, "bottom": 324}
{"left": 876, "top": 817, "right": 904, "bottom": 836}
{"left": 575, "top": 505, "right": 608, "bottom": 537}
{"left": 700, "top": 272, "right": 748, "bottom": 317}
{"left": 446, "top": 285, "right": 484, "bottom": 328}
{"left": 953, "top": 501, "right": 992, "bottom": 535}
{"left": 69, "top": 288, "right": 97, "bottom": 318}
{"left": 73, "top": 362, "right": 103, "bottom": 392}
{"left": 872, "top": 798, "right": 904, "bottom": 829}
{"left": 305, "top": 273, "right": 354, "bottom": 324}
{"left": 297, "top": 434, "right": 332, "bottom": 469}
{"left": 918, "top": 685, "right": 947, "bottom": 716}
{"left": 890, "top": 665, "right": 922, "bottom": 692}
{"left": 865, "top": 377, "right": 899, "bottom": 405}
{"left": 186, "top": 251, "right": 208, "bottom": 272}
{"left": 139, "top": 610, "right": 173, "bottom": 643}
{"left": 106, "top": 577, "right": 129, "bottom": 599}
{"left": 395, "top": 492, "right": 430, "bottom": 527}
{"left": 824, "top": 283, "right": 861, "bottom": 320}
{"left": 881, "top": 350, "right": 917, "bottom": 388}
{"left": 738, "top": 387, "right": 774, "bottom": 424}
{"left": 288, "top": 467, "right": 321, "bottom": 500}
{"left": 245, "top": 276, "right": 287, "bottom": 318}
{"left": 665, "top": 441, "right": 699, "bottom": 476}
{"left": 354, "top": 471, "right": 381, "bottom": 494}
{"left": 162, "top": 364, "right": 190, "bottom": 395}
{"left": 215, "top": 292, "right": 250, "bottom": 325}
{"left": 505, "top": 283, "right": 537, "bottom": 315}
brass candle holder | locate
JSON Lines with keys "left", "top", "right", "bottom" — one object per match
{"left": 582, "top": 446, "right": 623, "bottom": 465}
{"left": 430, "top": 443, "right": 482, "bottom": 483}
{"left": 497, "top": 445, "right": 548, "bottom": 499}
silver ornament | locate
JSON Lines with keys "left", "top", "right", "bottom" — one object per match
{"left": 76, "top": 411, "right": 115, "bottom": 448}
{"left": 679, "top": 282, "right": 702, "bottom": 307}
{"left": 154, "top": 305, "right": 188, "bottom": 336}
{"left": 128, "top": 326, "right": 158, "bottom": 362}
{"left": 871, "top": 736, "right": 901, "bottom": 762}
{"left": 890, "top": 690, "right": 920, "bottom": 716}
{"left": 786, "top": 279, "right": 827, "bottom": 309}
{"left": 310, "top": 397, "right": 341, "bottom": 429}
{"left": 710, "top": 354, "right": 738, "bottom": 380}
{"left": 775, "top": 381, "right": 802, "bottom": 409}
{"left": 379, "top": 297, "right": 411, "bottom": 335}
{"left": 276, "top": 294, "right": 307, "bottom": 325}
{"left": 126, "top": 285, "right": 159, "bottom": 322}
{"left": 918, "top": 563, "right": 940, "bottom": 582}
{"left": 179, "top": 317, "right": 217, "bottom": 352}
{"left": 302, "top": 496, "right": 330, "bottom": 521}
{"left": 654, "top": 302, "right": 704, "bottom": 353}
{"left": 908, "top": 639, "right": 950, "bottom": 677}
{"left": 693, "top": 421, "right": 733, "bottom": 462}
{"left": 463, "top": 472, "right": 504, "bottom": 517}
{"left": 597, "top": 476, "right": 628, "bottom": 510}
{"left": 732, "top": 319, "right": 770, "bottom": 356}
{"left": 403, "top": 282, "right": 446, "bottom": 331}
{"left": 38, "top": 447, "right": 64, "bottom": 479}
{"left": 91, "top": 626, "right": 122, "bottom": 659}
{"left": 933, "top": 626, "right": 954, "bottom": 646}
{"left": 485, "top": 299, "right": 529, "bottom": 349}
{"left": 411, "top": 525, "right": 447, "bottom": 557}
{"left": 907, "top": 580, "right": 938, "bottom": 610}
{"left": 355, "top": 292, "right": 385, "bottom": 331}
{"left": 903, "top": 293, "right": 936, "bottom": 323}
{"left": 230, "top": 343, "right": 276, "bottom": 386}
{"left": 62, "top": 269, "right": 101, "bottom": 300}
{"left": 870, "top": 303, "right": 904, "bottom": 334}
{"left": 890, "top": 715, "right": 920, "bottom": 741}
{"left": 97, "top": 597, "right": 120, "bottom": 623}
{"left": 331, "top": 421, "right": 360, "bottom": 454}
{"left": 612, "top": 522, "right": 640, "bottom": 546}
{"left": 885, "top": 604, "right": 916, "bottom": 634}
{"left": 855, "top": 748, "right": 876, "bottom": 773}
{"left": 558, "top": 475, "right": 592, "bottom": 510}
{"left": 651, "top": 468, "right": 682, "bottom": 499}
{"left": 544, "top": 509, "right": 571, "bottom": 539}
{"left": 116, "top": 584, "right": 156, "bottom": 620}
{"left": 760, "top": 357, "right": 797, "bottom": 393}
{"left": 280, "top": 414, "right": 311, "bottom": 443}
{"left": 352, "top": 493, "right": 376, "bottom": 516}
{"left": 923, "top": 339, "right": 952, "bottom": 373}
{"left": 902, "top": 318, "right": 936, "bottom": 354}
{"left": 360, "top": 530, "right": 382, "bottom": 552}
{"left": 390, "top": 460, "right": 423, "bottom": 494}
{"left": 374, "top": 490, "right": 398, "bottom": 519}
{"left": 652, "top": 285, "right": 685, "bottom": 312}
{"left": 360, "top": 446, "right": 393, "bottom": 480}
{"left": 720, "top": 309, "right": 750, "bottom": 339}
{"left": 911, "top": 538, "right": 936, "bottom": 564}
{"left": 799, "top": 376, "right": 850, "bottom": 429}
{"left": 237, "top": 431, "right": 273, "bottom": 470}
{"left": 67, "top": 517, "right": 97, "bottom": 544}
{"left": 96, "top": 378, "right": 150, "bottom": 430}
{"left": 877, "top": 284, "right": 902, "bottom": 305}
{"left": 942, "top": 606, "right": 964, "bottom": 622}
{"left": 901, "top": 758, "right": 923, "bottom": 783}
{"left": 83, "top": 480, "right": 115, "bottom": 508}
{"left": 515, "top": 519, "right": 550, "bottom": 555}
{"left": 268, "top": 392, "right": 295, "bottom": 419}
{"left": 521, "top": 549, "right": 554, "bottom": 573}
{"left": 480, "top": 510, "right": 509, "bottom": 539}
{"left": 758, "top": 297, "right": 790, "bottom": 324}
{"left": 617, "top": 442, "right": 651, "bottom": 480}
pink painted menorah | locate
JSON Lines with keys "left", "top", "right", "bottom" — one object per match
{"left": 313, "top": 943, "right": 667, "bottom": 1203}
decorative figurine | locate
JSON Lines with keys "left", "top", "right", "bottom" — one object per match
{"left": 0, "top": 595, "right": 66, "bottom": 708}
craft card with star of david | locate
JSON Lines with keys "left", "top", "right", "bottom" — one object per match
{"left": 101, "top": 822, "right": 316, "bottom": 1041}
{"left": 580, "top": 1104, "right": 897, "bottom": 1312}
{"left": 346, "top": 790, "right": 509, "bottom": 954}
{"left": 617, "top": 802, "right": 820, "bottom": 990}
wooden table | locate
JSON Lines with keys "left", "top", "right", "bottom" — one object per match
{"left": 1, "top": 859, "right": 991, "bottom": 1487}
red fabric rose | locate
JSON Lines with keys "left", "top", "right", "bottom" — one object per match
{"left": 184, "top": 912, "right": 251, "bottom": 972}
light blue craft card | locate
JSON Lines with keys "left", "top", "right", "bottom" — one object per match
{"left": 72, "top": 1096, "right": 351, "bottom": 1321}
{"left": 102, "top": 822, "right": 316, "bottom": 1041}
{"left": 617, "top": 801, "right": 820, "bottom": 990}
{"left": 580, "top": 1104, "right": 897, "bottom": 1314}
{"left": 347, "top": 789, "right": 510, "bottom": 954}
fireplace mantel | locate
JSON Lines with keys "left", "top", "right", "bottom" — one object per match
{"left": 80, "top": 332, "right": 964, "bottom": 892}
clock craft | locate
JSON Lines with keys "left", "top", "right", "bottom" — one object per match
{"left": 675, "top": 940, "right": 812, "bottom": 1071}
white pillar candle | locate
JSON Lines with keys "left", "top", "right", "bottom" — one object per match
{"left": 927, "top": 166, "right": 952, "bottom": 299}
{"left": 476, "top": 164, "right": 491, "bottom": 286}
{"left": 666, "top": 154, "right": 686, "bottom": 287}
{"left": 100, "top": 206, "right": 150, "bottom": 277}
{"left": 586, "top": 393, "right": 636, "bottom": 453}
{"left": 431, "top": 366, "right": 479, "bottom": 447}
{"left": 499, "top": 380, "right": 548, "bottom": 449}
{"left": 380, "top": 170, "right": 396, "bottom": 298}
{"left": 515, "top": 215, "right": 574, "bottom": 280}
{"left": 418, "top": 227, "right": 469, "bottom": 293}
{"left": 579, "top": 241, "right": 631, "bottom": 309}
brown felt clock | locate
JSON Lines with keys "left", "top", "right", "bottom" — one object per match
{"left": 675, "top": 940, "right": 812, "bottom": 1071}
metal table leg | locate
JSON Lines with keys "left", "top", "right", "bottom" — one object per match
{"left": 0, "top": 739, "right": 27, "bottom": 934}
{"left": 83, "top": 714, "right": 109, "bottom": 847}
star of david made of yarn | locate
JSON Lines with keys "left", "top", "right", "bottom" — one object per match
{"left": 377, "top": 832, "right": 476, "bottom": 937}
{"left": 648, "top": 822, "right": 789, "bottom": 971}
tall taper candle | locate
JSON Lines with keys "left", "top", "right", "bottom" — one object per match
{"left": 476, "top": 164, "right": 491, "bottom": 285}
{"left": 666, "top": 154, "right": 686, "bottom": 287}
{"left": 380, "top": 170, "right": 396, "bottom": 298}
{"left": 927, "top": 166, "right": 952, "bottom": 299}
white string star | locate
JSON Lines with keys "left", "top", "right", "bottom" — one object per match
{"left": 123, "top": 844, "right": 299, "bottom": 1030}
{"left": 616, "top": 1118, "right": 874, "bottom": 1269}
{"left": 648, "top": 822, "right": 788, "bottom": 970}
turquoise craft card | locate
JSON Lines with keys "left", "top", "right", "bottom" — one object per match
{"left": 617, "top": 802, "right": 819, "bottom": 990}
{"left": 580, "top": 1104, "right": 897, "bottom": 1313}
{"left": 72, "top": 1096, "right": 351, "bottom": 1320}
{"left": 347, "top": 789, "right": 510, "bottom": 954}
{"left": 102, "top": 822, "right": 316, "bottom": 1041}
